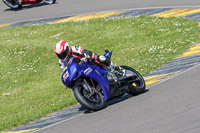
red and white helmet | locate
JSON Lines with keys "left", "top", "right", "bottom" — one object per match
{"left": 55, "top": 40, "right": 70, "bottom": 59}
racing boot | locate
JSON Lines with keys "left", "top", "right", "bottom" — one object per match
{"left": 110, "top": 62, "right": 126, "bottom": 76}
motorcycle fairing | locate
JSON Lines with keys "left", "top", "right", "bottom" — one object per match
{"left": 81, "top": 64, "right": 111, "bottom": 101}
{"left": 61, "top": 61, "right": 111, "bottom": 101}
{"left": 62, "top": 63, "right": 80, "bottom": 87}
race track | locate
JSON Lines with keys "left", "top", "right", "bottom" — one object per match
{"left": 0, "top": 0, "right": 200, "bottom": 25}
{"left": 1, "top": 0, "right": 200, "bottom": 133}
{"left": 35, "top": 64, "right": 200, "bottom": 133}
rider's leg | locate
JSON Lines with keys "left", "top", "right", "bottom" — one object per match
{"left": 109, "top": 62, "right": 126, "bottom": 76}
{"left": 93, "top": 55, "right": 125, "bottom": 76}
{"left": 93, "top": 55, "right": 111, "bottom": 66}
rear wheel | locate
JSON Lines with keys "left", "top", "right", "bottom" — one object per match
{"left": 43, "top": 0, "right": 56, "bottom": 4}
{"left": 3, "top": 0, "right": 22, "bottom": 9}
{"left": 74, "top": 85, "right": 105, "bottom": 111}
{"left": 121, "top": 65, "right": 146, "bottom": 95}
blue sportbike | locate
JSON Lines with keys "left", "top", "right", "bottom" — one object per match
{"left": 62, "top": 50, "right": 146, "bottom": 111}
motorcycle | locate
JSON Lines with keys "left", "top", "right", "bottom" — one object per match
{"left": 62, "top": 50, "right": 146, "bottom": 111}
{"left": 3, "top": 0, "right": 56, "bottom": 9}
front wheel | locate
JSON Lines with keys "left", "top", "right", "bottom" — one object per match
{"left": 3, "top": 0, "right": 22, "bottom": 9}
{"left": 43, "top": 0, "right": 56, "bottom": 4}
{"left": 74, "top": 85, "right": 105, "bottom": 111}
{"left": 121, "top": 65, "right": 146, "bottom": 95}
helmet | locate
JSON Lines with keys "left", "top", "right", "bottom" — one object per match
{"left": 55, "top": 40, "right": 70, "bottom": 59}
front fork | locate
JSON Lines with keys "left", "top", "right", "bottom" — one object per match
{"left": 82, "top": 79, "right": 95, "bottom": 94}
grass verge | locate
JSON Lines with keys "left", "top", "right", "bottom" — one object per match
{"left": 0, "top": 16, "right": 199, "bottom": 131}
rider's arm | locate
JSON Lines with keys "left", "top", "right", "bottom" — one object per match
{"left": 71, "top": 46, "right": 110, "bottom": 66}
{"left": 71, "top": 46, "right": 92, "bottom": 58}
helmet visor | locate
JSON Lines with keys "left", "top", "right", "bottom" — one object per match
{"left": 56, "top": 47, "right": 69, "bottom": 59}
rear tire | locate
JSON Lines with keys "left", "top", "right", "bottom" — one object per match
{"left": 74, "top": 85, "right": 105, "bottom": 111}
{"left": 3, "top": 0, "right": 22, "bottom": 9}
{"left": 121, "top": 65, "right": 146, "bottom": 95}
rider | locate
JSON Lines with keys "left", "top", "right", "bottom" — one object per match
{"left": 54, "top": 40, "right": 125, "bottom": 75}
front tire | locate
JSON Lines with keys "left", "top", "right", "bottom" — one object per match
{"left": 43, "top": 0, "right": 56, "bottom": 4}
{"left": 121, "top": 65, "right": 146, "bottom": 95}
{"left": 74, "top": 85, "right": 105, "bottom": 111}
{"left": 3, "top": 0, "right": 22, "bottom": 9}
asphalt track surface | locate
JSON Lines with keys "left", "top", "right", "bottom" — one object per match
{"left": 36, "top": 64, "right": 200, "bottom": 133}
{"left": 0, "top": 0, "right": 200, "bottom": 25}
{"left": 1, "top": 0, "right": 200, "bottom": 133}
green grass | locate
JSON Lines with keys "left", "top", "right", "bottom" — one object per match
{"left": 0, "top": 16, "right": 199, "bottom": 131}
